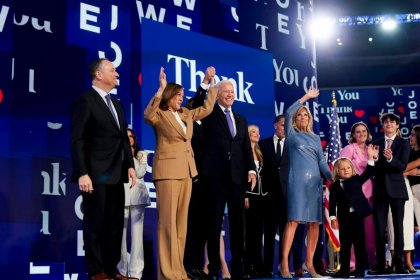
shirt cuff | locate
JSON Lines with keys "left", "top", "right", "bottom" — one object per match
{"left": 248, "top": 170, "right": 256, "bottom": 175}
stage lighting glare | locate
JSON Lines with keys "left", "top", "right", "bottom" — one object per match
{"left": 382, "top": 19, "right": 397, "bottom": 31}
{"left": 368, "top": 37, "right": 373, "bottom": 42}
{"left": 336, "top": 38, "right": 341, "bottom": 42}
{"left": 310, "top": 17, "right": 335, "bottom": 41}
{"left": 337, "top": 41, "right": 342, "bottom": 46}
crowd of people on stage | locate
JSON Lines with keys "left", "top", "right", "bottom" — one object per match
{"left": 70, "top": 59, "right": 420, "bottom": 280}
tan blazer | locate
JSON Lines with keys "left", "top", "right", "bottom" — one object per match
{"left": 144, "top": 87, "right": 217, "bottom": 180}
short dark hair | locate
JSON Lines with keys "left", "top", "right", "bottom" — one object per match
{"left": 88, "top": 58, "right": 108, "bottom": 81}
{"left": 274, "top": 114, "right": 285, "bottom": 123}
{"left": 380, "top": 113, "right": 400, "bottom": 125}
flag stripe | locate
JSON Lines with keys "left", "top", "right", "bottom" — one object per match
{"left": 324, "top": 97, "right": 342, "bottom": 250}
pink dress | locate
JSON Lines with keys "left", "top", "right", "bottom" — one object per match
{"left": 340, "top": 143, "right": 376, "bottom": 267}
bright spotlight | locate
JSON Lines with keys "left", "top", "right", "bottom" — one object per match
{"left": 310, "top": 16, "right": 335, "bottom": 41}
{"left": 382, "top": 19, "right": 397, "bottom": 31}
{"left": 368, "top": 37, "right": 373, "bottom": 42}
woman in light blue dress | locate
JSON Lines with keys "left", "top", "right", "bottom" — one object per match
{"left": 279, "top": 88, "right": 332, "bottom": 278}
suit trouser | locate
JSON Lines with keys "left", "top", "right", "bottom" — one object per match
{"left": 118, "top": 205, "right": 146, "bottom": 279}
{"left": 410, "top": 184, "right": 420, "bottom": 229}
{"left": 184, "top": 179, "right": 207, "bottom": 271}
{"left": 204, "top": 175, "right": 245, "bottom": 279}
{"left": 339, "top": 212, "right": 367, "bottom": 273}
{"left": 245, "top": 195, "right": 264, "bottom": 273}
{"left": 155, "top": 178, "right": 192, "bottom": 280}
{"left": 373, "top": 194, "right": 405, "bottom": 268}
{"left": 82, "top": 183, "right": 125, "bottom": 277}
{"left": 387, "top": 178, "right": 414, "bottom": 251}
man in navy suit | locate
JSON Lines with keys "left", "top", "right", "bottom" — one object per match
{"left": 70, "top": 58, "right": 136, "bottom": 280}
{"left": 194, "top": 80, "right": 256, "bottom": 280}
{"left": 368, "top": 113, "right": 410, "bottom": 275}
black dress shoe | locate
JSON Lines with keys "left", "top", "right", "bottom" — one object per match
{"left": 187, "top": 269, "right": 208, "bottom": 280}
{"left": 258, "top": 271, "right": 273, "bottom": 278}
{"left": 394, "top": 265, "right": 408, "bottom": 274}
{"left": 331, "top": 270, "right": 350, "bottom": 278}
{"left": 350, "top": 270, "right": 365, "bottom": 278}
{"left": 367, "top": 266, "right": 392, "bottom": 275}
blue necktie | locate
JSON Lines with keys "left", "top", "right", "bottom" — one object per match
{"left": 105, "top": 94, "right": 119, "bottom": 128}
{"left": 225, "top": 109, "right": 235, "bottom": 137}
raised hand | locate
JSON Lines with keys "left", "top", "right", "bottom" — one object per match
{"left": 299, "top": 86, "right": 320, "bottom": 103}
{"left": 159, "top": 67, "right": 167, "bottom": 90}
{"left": 306, "top": 87, "right": 320, "bottom": 99}
{"left": 367, "top": 144, "right": 379, "bottom": 160}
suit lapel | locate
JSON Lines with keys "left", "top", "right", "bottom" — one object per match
{"left": 91, "top": 89, "right": 120, "bottom": 130}
{"left": 214, "top": 105, "right": 233, "bottom": 138}
{"left": 162, "top": 110, "right": 186, "bottom": 138}
{"left": 265, "top": 137, "right": 277, "bottom": 165}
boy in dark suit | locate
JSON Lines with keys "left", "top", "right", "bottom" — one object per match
{"left": 329, "top": 144, "right": 378, "bottom": 278}
{"left": 369, "top": 113, "right": 410, "bottom": 275}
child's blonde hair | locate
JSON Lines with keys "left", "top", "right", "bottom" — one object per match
{"left": 332, "top": 157, "right": 357, "bottom": 181}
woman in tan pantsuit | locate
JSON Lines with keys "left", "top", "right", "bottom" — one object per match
{"left": 144, "top": 67, "right": 217, "bottom": 280}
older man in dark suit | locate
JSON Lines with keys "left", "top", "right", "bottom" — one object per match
{"left": 368, "top": 113, "right": 410, "bottom": 275}
{"left": 193, "top": 80, "right": 256, "bottom": 280}
{"left": 70, "top": 58, "right": 136, "bottom": 280}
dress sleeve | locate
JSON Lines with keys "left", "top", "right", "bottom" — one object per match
{"left": 339, "top": 144, "right": 354, "bottom": 159}
{"left": 135, "top": 151, "right": 148, "bottom": 179}
{"left": 285, "top": 100, "right": 301, "bottom": 137}
{"left": 316, "top": 137, "right": 332, "bottom": 179}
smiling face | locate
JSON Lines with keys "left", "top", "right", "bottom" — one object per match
{"left": 294, "top": 107, "right": 311, "bottom": 131}
{"left": 95, "top": 59, "right": 119, "bottom": 91}
{"left": 352, "top": 124, "right": 369, "bottom": 144}
{"left": 248, "top": 125, "right": 260, "bottom": 144}
{"left": 217, "top": 81, "right": 235, "bottom": 109}
{"left": 382, "top": 118, "right": 399, "bottom": 137}
{"left": 409, "top": 126, "right": 420, "bottom": 150}
{"left": 167, "top": 88, "right": 184, "bottom": 112}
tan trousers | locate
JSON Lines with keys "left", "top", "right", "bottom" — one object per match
{"left": 155, "top": 178, "right": 192, "bottom": 280}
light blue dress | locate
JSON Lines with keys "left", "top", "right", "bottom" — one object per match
{"left": 285, "top": 100, "right": 332, "bottom": 223}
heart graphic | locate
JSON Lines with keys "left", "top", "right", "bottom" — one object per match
{"left": 0, "top": 89, "right": 3, "bottom": 104}
{"left": 369, "top": 116, "right": 378, "bottom": 124}
{"left": 354, "top": 109, "right": 365, "bottom": 118}
{"left": 397, "top": 105, "right": 405, "bottom": 114}
{"left": 321, "top": 139, "right": 327, "bottom": 148}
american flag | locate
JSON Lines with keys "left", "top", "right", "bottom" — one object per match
{"left": 324, "top": 92, "right": 342, "bottom": 250}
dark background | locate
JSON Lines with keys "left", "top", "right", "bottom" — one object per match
{"left": 314, "top": 0, "right": 420, "bottom": 89}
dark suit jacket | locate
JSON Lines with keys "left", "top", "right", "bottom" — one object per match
{"left": 329, "top": 165, "right": 375, "bottom": 219}
{"left": 193, "top": 86, "right": 255, "bottom": 185}
{"left": 70, "top": 88, "right": 134, "bottom": 184}
{"left": 259, "top": 137, "right": 288, "bottom": 199}
{"left": 372, "top": 136, "right": 410, "bottom": 200}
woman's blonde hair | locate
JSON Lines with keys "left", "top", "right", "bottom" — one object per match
{"left": 248, "top": 125, "right": 263, "bottom": 167}
{"left": 332, "top": 157, "right": 356, "bottom": 181}
{"left": 292, "top": 106, "right": 314, "bottom": 134}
